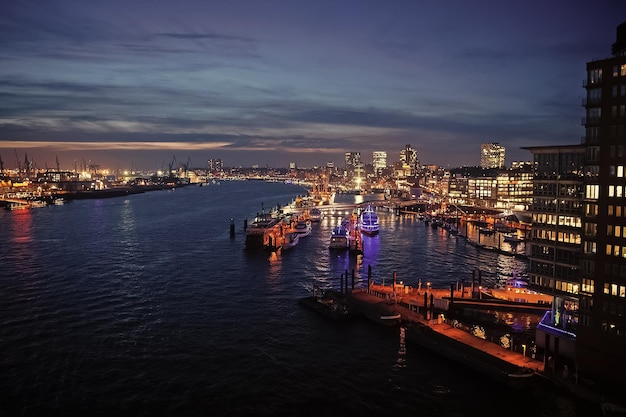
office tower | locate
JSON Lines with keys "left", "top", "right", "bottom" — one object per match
{"left": 578, "top": 21, "right": 626, "bottom": 389}
{"left": 344, "top": 152, "right": 360, "bottom": 175}
{"left": 480, "top": 143, "right": 505, "bottom": 169}
{"left": 400, "top": 144, "right": 419, "bottom": 176}
{"left": 372, "top": 151, "right": 387, "bottom": 175}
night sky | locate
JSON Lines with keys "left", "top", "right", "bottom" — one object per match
{"left": 1, "top": 0, "right": 625, "bottom": 171}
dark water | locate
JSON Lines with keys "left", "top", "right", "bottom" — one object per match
{"left": 0, "top": 182, "right": 598, "bottom": 416}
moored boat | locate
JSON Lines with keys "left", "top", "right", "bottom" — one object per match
{"left": 281, "top": 231, "right": 300, "bottom": 251}
{"left": 359, "top": 204, "right": 379, "bottom": 235}
{"left": 245, "top": 211, "right": 283, "bottom": 250}
{"left": 329, "top": 222, "right": 349, "bottom": 250}
{"left": 309, "top": 207, "right": 323, "bottom": 222}
{"left": 294, "top": 219, "right": 312, "bottom": 237}
{"left": 503, "top": 232, "right": 523, "bottom": 243}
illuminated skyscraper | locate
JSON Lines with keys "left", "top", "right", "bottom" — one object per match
{"left": 577, "top": 21, "right": 626, "bottom": 390}
{"left": 399, "top": 145, "right": 419, "bottom": 176}
{"left": 372, "top": 151, "right": 387, "bottom": 175}
{"left": 480, "top": 143, "right": 505, "bottom": 169}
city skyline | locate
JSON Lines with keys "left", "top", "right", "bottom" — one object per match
{"left": 1, "top": 1, "right": 625, "bottom": 170}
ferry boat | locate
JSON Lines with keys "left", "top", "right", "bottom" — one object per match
{"left": 245, "top": 211, "right": 283, "bottom": 250}
{"left": 359, "top": 204, "right": 379, "bottom": 235}
{"left": 294, "top": 219, "right": 312, "bottom": 237}
{"left": 309, "top": 207, "right": 323, "bottom": 222}
{"left": 329, "top": 222, "right": 350, "bottom": 250}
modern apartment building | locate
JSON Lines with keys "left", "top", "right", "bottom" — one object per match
{"left": 578, "top": 21, "right": 626, "bottom": 391}
{"left": 523, "top": 22, "right": 626, "bottom": 395}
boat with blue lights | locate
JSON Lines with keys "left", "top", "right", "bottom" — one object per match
{"left": 329, "top": 221, "right": 350, "bottom": 250}
{"left": 359, "top": 204, "right": 379, "bottom": 235}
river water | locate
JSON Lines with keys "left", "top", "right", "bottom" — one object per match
{"left": 0, "top": 181, "right": 598, "bottom": 416}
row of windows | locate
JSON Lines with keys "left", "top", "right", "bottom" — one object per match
{"left": 607, "top": 224, "right": 626, "bottom": 237}
{"left": 601, "top": 320, "right": 625, "bottom": 337}
{"left": 584, "top": 241, "right": 597, "bottom": 255}
{"left": 605, "top": 244, "right": 626, "bottom": 258}
{"left": 581, "top": 278, "right": 595, "bottom": 293}
{"left": 604, "top": 262, "right": 626, "bottom": 278}
{"left": 604, "top": 282, "right": 626, "bottom": 297}
{"left": 533, "top": 229, "right": 581, "bottom": 244}
{"left": 612, "top": 84, "right": 626, "bottom": 97}
{"left": 556, "top": 280, "right": 579, "bottom": 295}
{"left": 532, "top": 213, "right": 581, "bottom": 227}
{"left": 611, "top": 105, "right": 626, "bottom": 118}
{"left": 608, "top": 185, "right": 626, "bottom": 197}
{"left": 608, "top": 205, "right": 626, "bottom": 216}
{"left": 613, "top": 64, "right": 626, "bottom": 77}
{"left": 609, "top": 125, "right": 626, "bottom": 139}
{"left": 531, "top": 200, "right": 582, "bottom": 213}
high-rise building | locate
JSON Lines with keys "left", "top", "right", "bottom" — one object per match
{"left": 372, "top": 151, "right": 387, "bottom": 175}
{"left": 207, "top": 158, "right": 223, "bottom": 173}
{"left": 578, "top": 21, "right": 626, "bottom": 390}
{"left": 400, "top": 144, "right": 419, "bottom": 176}
{"left": 523, "top": 22, "right": 626, "bottom": 396}
{"left": 480, "top": 143, "right": 505, "bottom": 169}
{"left": 524, "top": 144, "right": 585, "bottom": 380}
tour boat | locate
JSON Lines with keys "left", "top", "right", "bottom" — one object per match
{"left": 309, "top": 207, "right": 323, "bottom": 222}
{"left": 294, "top": 219, "right": 312, "bottom": 237}
{"left": 359, "top": 204, "right": 379, "bottom": 235}
{"left": 329, "top": 222, "right": 349, "bottom": 250}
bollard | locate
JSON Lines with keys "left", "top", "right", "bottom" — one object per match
{"left": 230, "top": 219, "right": 235, "bottom": 237}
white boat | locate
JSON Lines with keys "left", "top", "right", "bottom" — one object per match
{"left": 309, "top": 208, "right": 323, "bottom": 222}
{"left": 294, "top": 219, "right": 312, "bottom": 237}
{"left": 281, "top": 232, "right": 300, "bottom": 251}
{"left": 329, "top": 223, "right": 349, "bottom": 250}
{"left": 359, "top": 204, "right": 379, "bottom": 235}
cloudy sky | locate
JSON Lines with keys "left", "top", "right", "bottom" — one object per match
{"left": 1, "top": 0, "right": 625, "bottom": 171}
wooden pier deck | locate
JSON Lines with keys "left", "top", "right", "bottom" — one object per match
{"left": 346, "top": 286, "right": 545, "bottom": 374}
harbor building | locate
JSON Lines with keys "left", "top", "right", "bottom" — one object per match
{"left": 481, "top": 142, "right": 506, "bottom": 169}
{"left": 578, "top": 21, "right": 626, "bottom": 391}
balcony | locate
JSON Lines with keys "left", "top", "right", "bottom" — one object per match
{"left": 536, "top": 311, "right": 577, "bottom": 341}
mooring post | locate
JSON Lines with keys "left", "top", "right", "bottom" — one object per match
{"left": 340, "top": 273, "right": 344, "bottom": 294}
{"left": 423, "top": 291, "right": 428, "bottom": 319}
{"left": 230, "top": 219, "right": 235, "bottom": 237}
{"left": 351, "top": 269, "right": 355, "bottom": 291}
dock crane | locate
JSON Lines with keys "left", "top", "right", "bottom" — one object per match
{"left": 167, "top": 156, "right": 177, "bottom": 179}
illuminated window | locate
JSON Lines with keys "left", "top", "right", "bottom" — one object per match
{"left": 622, "top": 64, "right": 626, "bottom": 76}
{"left": 619, "top": 166, "right": 625, "bottom": 177}
{"left": 609, "top": 185, "right": 615, "bottom": 197}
